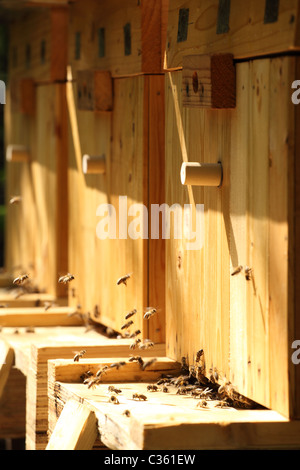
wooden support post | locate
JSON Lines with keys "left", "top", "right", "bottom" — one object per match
{"left": 82, "top": 154, "right": 106, "bottom": 175}
{"left": 181, "top": 162, "right": 223, "bottom": 187}
{"left": 182, "top": 54, "right": 236, "bottom": 108}
{"left": 46, "top": 399, "right": 97, "bottom": 450}
{"left": 6, "top": 145, "right": 30, "bottom": 163}
{"left": 0, "top": 341, "right": 14, "bottom": 401}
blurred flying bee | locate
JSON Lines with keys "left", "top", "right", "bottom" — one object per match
{"left": 80, "top": 370, "right": 93, "bottom": 381}
{"left": 84, "top": 376, "right": 100, "bottom": 389}
{"left": 139, "top": 340, "right": 154, "bottom": 350}
{"left": 125, "top": 309, "right": 137, "bottom": 320}
{"left": 132, "top": 393, "right": 147, "bottom": 401}
{"left": 143, "top": 308, "right": 157, "bottom": 320}
{"left": 73, "top": 349, "right": 86, "bottom": 362}
{"left": 129, "top": 338, "right": 141, "bottom": 350}
{"left": 141, "top": 358, "right": 157, "bottom": 371}
{"left": 244, "top": 266, "right": 253, "bottom": 281}
{"left": 129, "top": 329, "right": 141, "bottom": 338}
{"left": 108, "top": 394, "right": 119, "bottom": 404}
{"left": 121, "top": 320, "right": 134, "bottom": 330}
{"left": 0, "top": 303, "right": 8, "bottom": 308}
{"left": 9, "top": 195, "right": 22, "bottom": 205}
{"left": 231, "top": 265, "right": 243, "bottom": 276}
{"left": 117, "top": 273, "right": 132, "bottom": 286}
{"left": 147, "top": 384, "right": 158, "bottom": 392}
{"left": 13, "top": 274, "right": 29, "bottom": 285}
{"left": 58, "top": 273, "right": 75, "bottom": 284}
{"left": 44, "top": 301, "right": 53, "bottom": 311}
{"left": 123, "top": 409, "right": 131, "bottom": 417}
{"left": 96, "top": 365, "right": 109, "bottom": 377}
{"left": 108, "top": 385, "right": 122, "bottom": 394}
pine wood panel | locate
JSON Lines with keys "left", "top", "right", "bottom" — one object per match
{"left": 165, "top": 70, "right": 231, "bottom": 378}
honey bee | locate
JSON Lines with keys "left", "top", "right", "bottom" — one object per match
{"left": 215, "top": 399, "right": 231, "bottom": 408}
{"left": 73, "top": 349, "right": 86, "bottom": 362}
{"left": 147, "top": 384, "right": 159, "bottom": 392}
{"left": 129, "top": 329, "right": 141, "bottom": 338}
{"left": 108, "top": 394, "right": 119, "bottom": 404}
{"left": 44, "top": 301, "right": 54, "bottom": 311}
{"left": 244, "top": 266, "right": 252, "bottom": 281}
{"left": 96, "top": 365, "right": 109, "bottom": 377}
{"left": 121, "top": 320, "right": 134, "bottom": 330}
{"left": 231, "top": 265, "right": 243, "bottom": 276}
{"left": 25, "top": 326, "right": 35, "bottom": 333}
{"left": 108, "top": 385, "right": 122, "bottom": 394}
{"left": 132, "top": 393, "right": 147, "bottom": 401}
{"left": 123, "top": 409, "right": 131, "bottom": 417}
{"left": 143, "top": 308, "right": 157, "bottom": 320}
{"left": 195, "top": 349, "right": 204, "bottom": 363}
{"left": 13, "top": 274, "right": 29, "bottom": 285}
{"left": 9, "top": 195, "right": 22, "bottom": 205}
{"left": 58, "top": 273, "right": 75, "bottom": 284}
{"left": 139, "top": 340, "right": 154, "bottom": 350}
{"left": 117, "top": 273, "right": 132, "bottom": 286}
{"left": 129, "top": 338, "right": 141, "bottom": 350}
{"left": 141, "top": 357, "right": 157, "bottom": 371}
{"left": 125, "top": 309, "right": 137, "bottom": 320}
{"left": 162, "top": 386, "right": 169, "bottom": 393}
{"left": 196, "top": 399, "right": 208, "bottom": 408}
{"left": 128, "top": 355, "right": 144, "bottom": 368}
{"left": 84, "top": 376, "right": 100, "bottom": 389}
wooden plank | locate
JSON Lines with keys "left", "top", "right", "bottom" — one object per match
{"left": 291, "top": 56, "right": 300, "bottom": 419}
{"left": 50, "top": 380, "right": 300, "bottom": 450}
{"left": 165, "top": 0, "right": 300, "bottom": 70}
{"left": 0, "top": 341, "right": 14, "bottom": 400}
{"left": 46, "top": 399, "right": 97, "bottom": 450}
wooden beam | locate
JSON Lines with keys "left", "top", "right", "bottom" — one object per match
{"left": 0, "top": 307, "right": 83, "bottom": 327}
{"left": 46, "top": 399, "right": 97, "bottom": 450}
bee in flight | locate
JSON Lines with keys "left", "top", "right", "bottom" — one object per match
{"left": 58, "top": 273, "right": 75, "bottom": 284}
{"left": 73, "top": 349, "right": 86, "bottom": 362}
{"left": 13, "top": 274, "right": 29, "bottom": 285}
{"left": 117, "top": 273, "right": 132, "bottom": 286}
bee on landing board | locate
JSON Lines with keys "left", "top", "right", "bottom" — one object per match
{"left": 73, "top": 349, "right": 86, "bottom": 362}
{"left": 13, "top": 274, "right": 29, "bottom": 285}
{"left": 58, "top": 273, "right": 75, "bottom": 284}
{"left": 117, "top": 273, "right": 132, "bottom": 286}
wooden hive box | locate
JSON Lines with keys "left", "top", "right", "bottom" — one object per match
{"left": 65, "top": 0, "right": 167, "bottom": 344}
{"left": 163, "top": 0, "right": 300, "bottom": 421}
{"left": 4, "top": 5, "right": 69, "bottom": 299}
